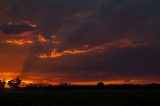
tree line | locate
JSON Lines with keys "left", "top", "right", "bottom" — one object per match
{"left": 0, "top": 77, "right": 22, "bottom": 89}
{"left": 0, "top": 78, "right": 160, "bottom": 90}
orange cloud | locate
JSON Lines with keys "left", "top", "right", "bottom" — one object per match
{"left": 39, "top": 53, "right": 48, "bottom": 59}
{"left": 50, "top": 49, "right": 87, "bottom": 58}
{"left": 5, "top": 39, "right": 33, "bottom": 45}
{"left": 39, "top": 48, "right": 93, "bottom": 59}
{"left": 38, "top": 35, "right": 48, "bottom": 43}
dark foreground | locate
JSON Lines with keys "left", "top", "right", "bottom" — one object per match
{"left": 0, "top": 89, "right": 159, "bottom": 106}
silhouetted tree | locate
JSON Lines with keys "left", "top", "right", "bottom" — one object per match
{"left": 0, "top": 80, "right": 6, "bottom": 89}
{"left": 97, "top": 82, "right": 105, "bottom": 88}
{"left": 8, "top": 77, "right": 22, "bottom": 88}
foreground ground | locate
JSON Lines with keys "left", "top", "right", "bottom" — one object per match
{"left": 0, "top": 89, "right": 159, "bottom": 106}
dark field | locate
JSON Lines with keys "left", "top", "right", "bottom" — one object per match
{"left": 0, "top": 89, "right": 159, "bottom": 106}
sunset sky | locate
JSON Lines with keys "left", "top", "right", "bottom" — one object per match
{"left": 0, "top": 0, "right": 160, "bottom": 84}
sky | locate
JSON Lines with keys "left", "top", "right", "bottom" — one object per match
{"left": 0, "top": 0, "right": 160, "bottom": 84}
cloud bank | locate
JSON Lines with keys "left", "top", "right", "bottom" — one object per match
{"left": 0, "top": 0, "right": 160, "bottom": 83}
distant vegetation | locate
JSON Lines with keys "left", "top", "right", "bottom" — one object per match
{"left": 0, "top": 77, "right": 22, "bottom": 89}
{"left": 0, "top": 80, "right": 5, "bottom": 89}
{"left": 8, "top": 77, "right": 22, "bottom": 88}
{"left": 0, "top": 78, "right": 160, "bottom": 90}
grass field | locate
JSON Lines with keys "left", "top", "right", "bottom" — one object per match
{"left": 0, "top": 89, "right": 159, "bottom": 106}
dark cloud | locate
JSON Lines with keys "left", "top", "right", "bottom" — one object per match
{"left": 0, "top": 22, "right": 37, "bottom": 34}
{"left": 28, "top": 42, "right": 160, "bottom": 82}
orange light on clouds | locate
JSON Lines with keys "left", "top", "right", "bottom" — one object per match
{"left": 39, "top": 49, "right": 88, "bottom": 59}
{"left": 39, "top": 38, "right": 147, "bottom": 59}
{"left": 39, "top": 53, "right": 48, "bottom": 59}
{"left": 38, "top": 35, "right": 48, "bottom": 43}
{"left": 6, "top": 39, "right": 33, "bottom": 45}
{"left": 50, "top": 49, "right": 87, "bottom": 58}
{"left": 0, "top": 72, "right": 20, "bottom": 79}
{"left": 38, "top": 44, "right": 105, "bottom": 59}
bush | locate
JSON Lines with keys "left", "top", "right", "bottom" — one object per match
{"left": 97, "top": 82, "right": 105, "bottom": 88}
{"left": 8, "top": 77, "right": 22, "bottom": 88}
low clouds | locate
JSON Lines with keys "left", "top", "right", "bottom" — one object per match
{"left": 0, "top": 0, "right": 160, "bottom": 83}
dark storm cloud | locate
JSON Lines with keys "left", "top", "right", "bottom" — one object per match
{"left": 31, "top": 43, "right": 160, "bottom": 81}
{"left": 6, "top": 0, "right": 160, "bottom": 40}
{"left": 0, "top": 22, "right": 37, "bottom": 34}
{"left": 7, "top": 0, "right": 99, "bottom": 37}
{"left": 0, "top": 0, "right": 160, "bottom": 82}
